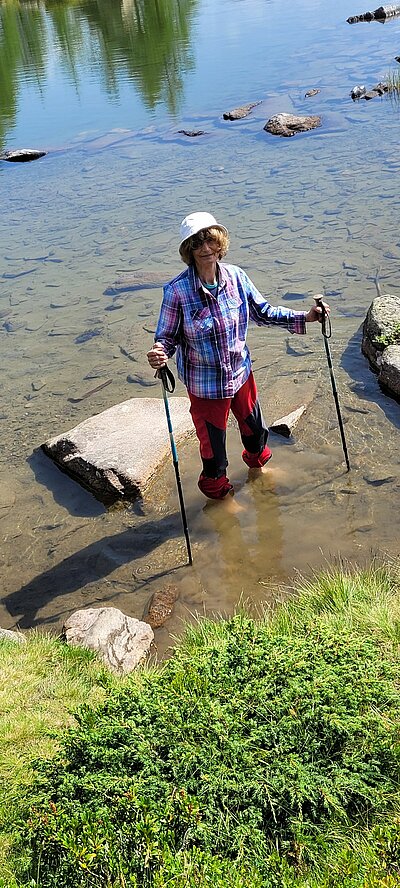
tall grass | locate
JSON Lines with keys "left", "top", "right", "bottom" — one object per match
{"left": 384, "top": 69, "right": 400, "bottom": 99}
{"left": 385, "top": 70, "right": 400, "bottom": 95}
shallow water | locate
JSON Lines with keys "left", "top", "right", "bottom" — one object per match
{"left": 0, "top": 0, "right": 399, "bottom": 653}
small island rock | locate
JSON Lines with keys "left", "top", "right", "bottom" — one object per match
{"left": 264, "top": 113, "right": 321, "bottom": 137}
{"left": 1, "top": 149, "right": 47, "bottom": 163}
{"left": 223, "top": 102, "right": 261, "bottom": 120}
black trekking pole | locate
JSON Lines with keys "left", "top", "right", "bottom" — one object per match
{"left": 156, "top": 364, "right": 193, "bottom": 565}
{"left": 315, "top": 296, "right": 350, "bottom": 472}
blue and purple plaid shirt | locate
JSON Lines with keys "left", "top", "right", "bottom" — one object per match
{"left": 155, "top": 262, "right": 307, "bottom": 399}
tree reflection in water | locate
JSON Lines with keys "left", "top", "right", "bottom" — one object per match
{"left": 0, "top": 0, "right": 199, "bottom": 149}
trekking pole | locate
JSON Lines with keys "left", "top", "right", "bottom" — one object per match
{"left": 156, "top": 364, "right": 193, "bottom": 566}
{"left": 315, "top": 296, "right": 350, "bottom": 472}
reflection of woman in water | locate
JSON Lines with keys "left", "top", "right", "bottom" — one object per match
{"left": 147, "top": 211, "right": 329, "bottom": 500}
{"left": 200, "top": 471, "right": 285, "bottom": 611}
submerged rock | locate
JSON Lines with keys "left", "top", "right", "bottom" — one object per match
{"left": 145, "top": 585, "right": 179, "bottom": 629}
{"left": 0, "top": 149, "right": 47, "bottom": 163}
{"left": 74, "top": 328, "right": 102, "bottom": 344}
{"left": 104, "top": 272, "right": 168, "bottom": 296}
{"left": 264, "top": 113, "right": 321, "bottom": 137}
{"left": 177, "top": 130, "right": 206, "bottom": 137}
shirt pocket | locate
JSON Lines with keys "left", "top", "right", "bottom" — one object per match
{"left": 188, "top": 306, "right": 215, "bottom": 338}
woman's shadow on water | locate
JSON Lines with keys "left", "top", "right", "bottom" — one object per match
{"left": 8, "top": 450, "right": 183, "bottom": 628}
{"left": 341, "top": 325, "right": 400, "bottom": 429}
{"left": 4, "top": 512, "right": 182, "bottom": 629}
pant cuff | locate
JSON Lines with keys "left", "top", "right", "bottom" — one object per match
{"left": 198, "top": 474, "right": 234, "bottom": 500}
{"left": 242, "top": 445, "right": 272, "bottom": 468}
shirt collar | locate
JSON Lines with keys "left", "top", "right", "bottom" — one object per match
{"left": 190, "top": 261, "right": 228, "bottom": 294}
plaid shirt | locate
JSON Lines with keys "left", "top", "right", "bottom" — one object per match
{"left": 155, "top": 262, "right": 307, "bottom": 399}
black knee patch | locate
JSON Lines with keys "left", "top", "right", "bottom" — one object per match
{"left": 203, "top": 421, "right": 228, "bottom": 477}
{"left": 241, "top": 400, "right": 269, "bottom": 454}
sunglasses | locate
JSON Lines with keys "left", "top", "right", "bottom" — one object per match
{"left": 191, "top": 230, "right": 219, "bottom": 250}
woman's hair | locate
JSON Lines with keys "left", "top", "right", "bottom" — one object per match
{"left": 179, "top": 227, "right": 230, "bottom": 266}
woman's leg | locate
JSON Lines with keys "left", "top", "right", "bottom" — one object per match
{"left": 230, "top": 372, "right": 272, "bottom": 468}
{"left": 188, "top": 392, "right": 233, "bottom": 498}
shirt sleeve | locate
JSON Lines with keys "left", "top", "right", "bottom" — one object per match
{"left": 154, "top": 283, "right": 182, "bottom": 357}
{"left": 242, "top": 270, "right": 307, "bottom": 335}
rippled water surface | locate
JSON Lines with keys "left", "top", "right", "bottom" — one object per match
{"left": 0, "top": 0, "right": 399, "bottom": 651}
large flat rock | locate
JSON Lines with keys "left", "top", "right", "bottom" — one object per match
{"left": 42, "top": 396, "right": 193, "bottom": 503}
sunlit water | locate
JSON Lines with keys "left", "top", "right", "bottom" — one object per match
{"left": 0, "top": 0, "right": 399, "bottom": 653}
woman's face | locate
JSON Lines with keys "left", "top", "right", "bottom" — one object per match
{"left": 191, "top": 231, "right": 220, "bottom": 274}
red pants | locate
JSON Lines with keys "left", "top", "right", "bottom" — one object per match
{"left": 188, "top": 372, "right": 272, "bottom": 499}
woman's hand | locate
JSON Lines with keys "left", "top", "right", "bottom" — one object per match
{"left": 305, "top": 296, "right": 330, "bottom": 323}
{"left": 147, "top": 342, "right": 168, "bottom": 369}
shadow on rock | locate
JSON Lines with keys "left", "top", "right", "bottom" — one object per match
{"left": 341, "top": 325, "right": 400, "bottom": 428}
{"left": 4, "top": 513, "right": 181, "bottom": 629}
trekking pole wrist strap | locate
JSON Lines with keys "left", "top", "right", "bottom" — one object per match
{"left": 155, "top": 364, "right": 176, "bottom": 393}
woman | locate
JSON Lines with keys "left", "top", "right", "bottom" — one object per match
{"left": 147, "top": 211, "right": 329, "bottom": 500}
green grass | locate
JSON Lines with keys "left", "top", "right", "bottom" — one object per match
{"left": 2, "top": 562, "right": 400, "bottom": 887}
{"left": 0, "top": 633, "right": 116, "bottom": 886}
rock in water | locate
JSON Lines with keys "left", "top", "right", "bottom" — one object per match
{"left": 223, "top": 102, "right": 261, "bottom": 120}
{"left": 347, "top": 5, "right": 400, "bottom": 22}
{"left": 42, "top": 396, "right": 193, "bottom": 504}
{"left": 379, "top": 345, "right": 400, "bottom": 398}
{"left": 264, "top": 113, "right": 321, "bottom": 137}
{"left": 269, "top": 405, "right": 306, "bottom": 438}
{"left": 145, "top": 586, "right": 179, "bottom": 628}
{"left": 1, "top": 149, "right": 47, "bottom": 163}
{"left": 350, "top": 85, "right": 367, "bottom": 99}
{"left": 74, "top": 328, "right": 102, "bottom": 344}
{"left": 362, "top": 295, "right": 400, "bottom": 400}
{"left": 177, "top": 130, "right": 206, "bottom": 137}
{"left": 362, "top": 295, "right": 400, "bottom": 370}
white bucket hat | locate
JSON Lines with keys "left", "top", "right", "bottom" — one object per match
{"left": 179, "top": 212, "right": 228, "bottom": 248}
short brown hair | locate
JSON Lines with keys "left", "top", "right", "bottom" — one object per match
{"left": 179, "top": 227, "right": 230, "bottom": 266}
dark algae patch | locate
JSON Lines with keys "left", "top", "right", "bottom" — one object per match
{"left": 12, "top": 563, "right": 400, "bottom": 887}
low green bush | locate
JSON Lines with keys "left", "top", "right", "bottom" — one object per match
{"left": 13, "top": 562, "right": 400, "bottom": 887}
{"left": 376, "top": 322, "right": 400, "bottom": 349}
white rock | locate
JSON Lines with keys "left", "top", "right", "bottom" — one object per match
{"left": 63, "top": 606, "right": 154, "bottom": 675}
{"left": 0, "top": 627, "right": 26, "bottom": 643}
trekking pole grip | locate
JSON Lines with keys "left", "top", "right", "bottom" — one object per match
{"left": 314, "top": 295, "right": 331, "bottom": 339}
